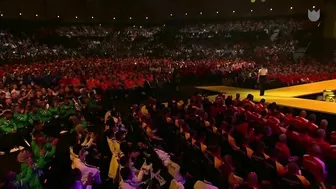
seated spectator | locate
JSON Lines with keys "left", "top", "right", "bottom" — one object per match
{"left": 302, "top": 145, "right": 327, "bottom": 183}
{"left": 299, "top": 127, "right": 313, "bottom": 151}
{"left": 70, "top": 147, "right": 101, "bottom": 186}
{"left": 306, "top": 113, "right": 318, "bottom": 135}
{"left": 71, "top": 168, "right": 93, "bottom": 189}
{"left": 238, "top": 172, "right": 259, "bottom": 189}
{"left": 280, "top": 163, "right": 310, "bottom": 188}
{"left": 264, "top": 149, "right": 286, "bottom": 177}
{"left": 119, "top": 167, "right": 138, "bottom": 189}
{"left": 314, "top": 129, "right": 330, "bottom": 156}
{"left": 275, "top": 134, "right": 291, "bottom": 161}
{"left": 319, "top": 119, "right": 328, "bottom": 130}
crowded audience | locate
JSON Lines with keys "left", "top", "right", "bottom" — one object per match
{"left": 0, "top": 16, "right": 334, "bottom": 189}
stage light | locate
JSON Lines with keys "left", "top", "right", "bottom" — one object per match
{"left": 146, "top": 17, "right": 148, "bottom": 19}
{"left": 313, "top": 5, "right": 315, "bottom": 8}
{"left": 251, "top": 9, "right": 253, "bottom": 12}
{"left": 216, "top": 11, "right": 219, "bottom": 14}
{"left": 251, "top": 0, "right": 255, "bottom": 3}
{"left": 233, "top": 10, "right": 235, "bottom": 13}
{"left": 36, "top": 14, "right": 38, "bottom": 17}
{"left": 57, "top": 15, "right": 60, "bottom": 18}
{"left": 290, "top": 7, "right": 293, "bottom": 9}
{"left": 200, "top": 12, "right": 202, "bottom": 15}
{"left": 129, "top": 17, "right": 132, "bottom": 20}
{"left": 270, "top": 8, "right": 272, "bottom": 11}
{"left": 185, "top": 13, "right": 187, "bottom": 16}
{"left": 170, "top": 13, "right": 172, "bottom": 16}
{"left": 113, "top": 17, "right": 116, "bottom": 20}
{"left": 91, "top": 16, "right": 94, "bottom": 19}
{"left": 75, "top": 16, "right": 78, "bottom": 19}
{"left": 1, "top": 14, "right": 3, "bottom": 17}
{"left": 19, "top": 13, "right": 22, "bottom": 16}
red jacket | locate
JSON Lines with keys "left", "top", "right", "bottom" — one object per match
{"left": 302, "top": 154, "right": 327, "bottom": 183}
{"left": 275, "top": 142, "right": 290, "bottom": 159}
{"left": 315, "top": 138, "right": 330, "bottom": 155}
{"left": 235, "top": 122, "right": 249, "bottom": 136}
{"left": 306, "top": 122, "right": 318, "bottom": 135}
{"left": 299, "top": 133, "right": 314, "bottom": 150}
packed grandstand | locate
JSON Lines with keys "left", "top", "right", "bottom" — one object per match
{"left": 0, "top": 10, "right": 336, "bottom": 189}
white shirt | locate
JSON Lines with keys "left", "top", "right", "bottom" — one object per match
{"left": 258, "top": 68, "right": 268, "bottom": 76}
{"left": 71, "top": 181, "right": 92, "bottom": 189}
{"left": 194, "top": 180, "right": 218, "bottom": 189}
{"left": 119, "top": 180, "right": 136, "bottom": 189}
{"left": 70, "top": 152, "right": 101, "bottom": 184}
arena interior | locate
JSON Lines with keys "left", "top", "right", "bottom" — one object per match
{"left": 1, "top": 0, "right": 336, "bottom": 188}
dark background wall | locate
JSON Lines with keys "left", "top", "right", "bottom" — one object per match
{"left": 0, "top": 0, "right": 324, "bottom": 23}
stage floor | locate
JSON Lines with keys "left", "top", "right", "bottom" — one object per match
{"left": 197, "top": 79, "right": 336, "bottom": 115}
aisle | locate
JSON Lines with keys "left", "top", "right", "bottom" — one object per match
{"left": 197, "top": 80, "right": 336, "bottom": 115}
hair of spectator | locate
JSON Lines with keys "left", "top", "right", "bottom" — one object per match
{"left": 120, "top": 167, "right": 132, "bottom": 181}
{"left": 307, "top": 113, "right": 316, "bottom": 123}
{"left": 317, "top": 129, "right": 326, "bottom": 139}
{"left": 279, "top": 134, "right": 287, "bottom": 143}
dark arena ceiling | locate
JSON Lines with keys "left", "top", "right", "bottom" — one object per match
{"left": 0, "top": 0, "right": 326, "bottom": 23}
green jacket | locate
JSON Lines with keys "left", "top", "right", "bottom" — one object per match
{"left": 60, "top": 102, "right": 75, "bottom": 117}
{"left": 36, "top": 109, "right": 52, "bottom": 122}
{"left": 87, "top": 98, "right": 98, "bottom": 109}
{"left": 0, "top": 118, "right": 17, "bottom": 133}
{"left": 27, "top": 112, "right": 37, "bottom": 125}
{"left": 49, "top": 106, "right": 59, "bottom": 116}
{"left": 16, "top": 162, "right": 42, "bottom": 189}
{"left": 13, "top": 113, "right": 29, "bottom": 129}
{"left": 31, "top": 140, "right": 56, "bottom": 164}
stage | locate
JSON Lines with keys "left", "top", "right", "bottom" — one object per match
{"left": 197, "top": 79, "right": 336, "bottom": 115}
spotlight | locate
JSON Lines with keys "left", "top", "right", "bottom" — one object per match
{"left": 146, "top": 17, "right": 148, "bottom": 19}
{"left": 290, "top": 7, "right": 293, "bottom": 9}
{"left": 36, "top": 14, "right": 38, "bottom": 17}
{"left": 75, "top": 16, "right": 78, "bottom": 19}
{"left": 251, "top": 9, "right": 253, "bottom": 12}
{"left": 233, "top": 10, "right": 235, "bottom": 13}
{"left": 185, "top": 13, "right": 187, "bottom": 16}
{"left": 200, "top": 12, "right": 202, "bottom": 15}
{"left": 91, "top": 16, "right": 94, "bottom": 19}
{"left": 129, "top": 17, "right": 132, "bottom": 20}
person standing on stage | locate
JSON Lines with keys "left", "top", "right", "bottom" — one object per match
{"left": 257, "top": 65, "right": 268, "bottom": 96}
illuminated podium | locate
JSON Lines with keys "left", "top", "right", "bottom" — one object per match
{"left": 323, "top": 90, "right": 334, "bottom": 101}
{"left": 325, "top": 94, "right": 336, "bottom": 102}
